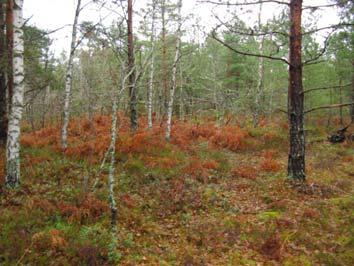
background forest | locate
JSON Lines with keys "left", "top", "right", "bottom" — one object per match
{"left": 0, "top": 0, "right": 353, "bottom": 265}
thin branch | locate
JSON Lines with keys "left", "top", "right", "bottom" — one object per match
{"left": 275, "top": 108, "right": 288, "bottom": 114}
{"left": 73, "top": 12, "right": 113, "bottom": 53}
{"left": 302, "top": 59, "right": 326, "bottom": 66}
{"left": 302, "top": 83, "right": 351, "bottom": 94}
{"left": 305, "top": 103, "right": 354, "bottom": 114}
{"left": 302, "top": 29, "right": 335, "bottom": 65}
{"left": 302, "top": 23, "right": 354, "bottom": 35}
{"left": 302, "top": 4, "right": 337, "bottom": 10}
{"left": 198, "top": 0, "right": 290, "bottom": 6}
{"left": 214, "top": 14, "right": 289, "bottom": 38}
{"left": 211, "top": 30, "right": 290, "bottom": 65}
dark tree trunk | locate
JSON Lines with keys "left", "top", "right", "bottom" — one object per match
{"left": 0, "top": 2, "right": 7, "bottom": 145}
{"left": 287, "top": 0, "right": 306, "bottom": 182}
{"left": 127, "top": 0, "right": 137, "bottom": 132}
{"left": 6, "top": 0, "right": 13, "bottom": 107}
{"left": 351, "top": 59, "right": 354, "bottom": 123}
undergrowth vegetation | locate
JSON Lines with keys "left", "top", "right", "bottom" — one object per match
{"left": 1, "top": 115, "right": 353, "bottom": 265}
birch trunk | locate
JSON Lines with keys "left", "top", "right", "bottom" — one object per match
{"left": 165, "top": 0, "right": 182, "bottom": 141}
{"left": 253, "top": 3, "right": 265, "bottom": 127}
{"left": 106, "top": 61, "right": 133, "bottom": 256}
{"left": 106, "top": 71, "right": 121, "bottom": 259}
{"left": 6, "top": 0, "right": 13, "bottom": 109}
{"left": 179, "top": 66, "right": 184, "bottom": 120}
{"left": 61, "top": 0, "right": 81, "bottom": 151}
{"left": 0, "top": 2, "right": 7, "bottom": 144}
{"left": 161, "top": 0, "right": 168, "bottom": 117}
{"left": 287, "top": 0, "right": 306, "bottom": 182}
{"left": 5, "top": 0, "right": 24, "bottom": 188}
{"left": 147, "top": 0, "right": 156, "bottom": 129}
{"left": 108, "top": 92, "right": 118, "bottom": 229}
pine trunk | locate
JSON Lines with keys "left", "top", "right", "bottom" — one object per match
{"left": 5, "top": 0, "right": 24, "bottom": 188}
{"left": 61, "top": 0, "right": 81, "bottom": 151}
{"left": 0, "top": 2, "right": 7, "bottom": 145}
{"left": 351, "top": 59, "right": 354, "bottom": 123}
{"left": 165, "top": 0, "right": 182, "bottom": 141}
{"left": 287, "top": 0, "right": 306, "bottom": 182}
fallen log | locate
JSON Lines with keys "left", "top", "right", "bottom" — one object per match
{"left": 328, "top": 125, "right": 351, "bottom": 144}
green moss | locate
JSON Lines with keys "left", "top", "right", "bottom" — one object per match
{"left": 257, "top": 211, "right": 281, "bottom": 221}
{"left": 228, "top": 252, "right": 258, "bottom": 266}
{"left": 283, "top": 255, "right": 312, "bottom": 266}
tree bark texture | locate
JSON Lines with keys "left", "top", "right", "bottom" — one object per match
{"left": 61, "top": 0, "right": 81, "bottom": 151}
{"left": 148, "top": 0, "right": 156, "bottom": 129}
{"left": 351, "top": 59, "right": 354, "bottom": 123}
{"left": 253, "top": 3, "right": 265, "bottom": 127}
{"left": 161, "top": 0, "right": 168, "bottom": 116}
{"left": 127, "top": 0, "right": 137, "bottom": 132}
{"left": 0, "top": 3, "right": 7, "bottom": 144}
{"left": 287, "top": 0, "right": 306, "bottom": 182}
{"left": 165, "top": 0, "right": 182, "bottom": 141}
{"left": 5, "top": 0, "right": 24, "bottom": 188}
{"left": 6, "top": 0, "right": 13, "bottom": 109}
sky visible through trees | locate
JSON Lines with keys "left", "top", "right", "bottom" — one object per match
{"left": 24, "top": 0, "right": 340, "bottom": 56}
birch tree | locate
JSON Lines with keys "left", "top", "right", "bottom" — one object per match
{"left": 6, "top": 0, "right": 14, "bottom": 109}
{"left": 61, "top": 0, "right": 81, "bottom": 151}
{"left": 253, "top": 3, "right": 265, "bottom": 127}
{"left": 148, "top": 0, "right": 157, "bottom": 129}
{"left": 165, "top": 0, "right": 182, "bottom": 141}
{"left": 5, "top": 0, "right": 24, "bottom": 188}
{"left": 161, "top": 0, "right": 168, "bottom": 118}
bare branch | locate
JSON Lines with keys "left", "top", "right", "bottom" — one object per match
{"left": 302, "top": 23, "right": 354, "bottom": 35}
{"left": 198, "top": 0, "right": 290, "bottom": 6}
{"left": 302, "top": 83, "right": 351, "bottom": 94}
{"left": 211, "top": 30, "right": 290, "bottom": 65}
{"left": 305, "top": 103, "right": 354, "bottom": 114}
{"left": 302, "top": 29, "right": 335, "bottom": 65}
{"left": 302, "top": 4, "right": 337, "bottom": 10}
{"left": 213, "top": 13, "right": 289, "bottom": 38}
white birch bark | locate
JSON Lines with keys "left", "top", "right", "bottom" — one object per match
{"left": 165, "top": 0, "right": 182, "bottom": 141}
{"left": 61, "top": 0, "right": 81, "bottom": 151}
{"left": 147, "top": 0, "right": 156, "bottom": 129}
{"left": 106, "top": 62, "right": 134, "bottom": 257}
{"left": 108, "top": 87, "right": 118, "bottom": 230}
{"left": 5, "top": 0, "right": 24, "bottom": 187}
{"left": 179, "top": 65, "right": 184, "bottom": 120}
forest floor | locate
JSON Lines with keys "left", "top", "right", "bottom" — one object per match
{"left": 0, "top": 115, "right": 353, "bottom": 265}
